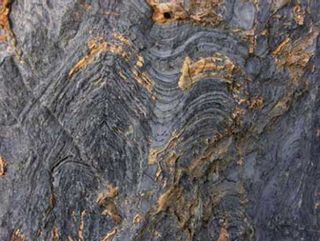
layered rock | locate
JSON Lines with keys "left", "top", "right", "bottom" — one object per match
{"left": 0, "top": 0, "right": 320, "bottom": 240}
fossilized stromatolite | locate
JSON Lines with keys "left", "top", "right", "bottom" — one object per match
{"left": 0, "top": 0, "right": 320, "bottom": 240}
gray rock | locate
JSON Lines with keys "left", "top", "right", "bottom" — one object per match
{"left": 0, "top": 0, "right": 319, "bottom": 240}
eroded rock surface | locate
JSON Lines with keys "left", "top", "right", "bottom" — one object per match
{"left": 0, "top": 0, "right": 320, "bottom": 240}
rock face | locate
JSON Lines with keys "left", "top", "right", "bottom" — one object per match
{"left": 0, "top": 0, "right": 320, "bottom": 240}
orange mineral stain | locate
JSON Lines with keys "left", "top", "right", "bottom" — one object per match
{"left": 0, "top": 156, "right": 7, "bottom": 176}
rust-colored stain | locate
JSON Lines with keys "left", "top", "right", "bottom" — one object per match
{"left": 147, "top": 131, "right": 234, "bottom": 240}
{"left": 101, "top": 228, "right": 117, "bottom": 241}
{"left": 188, "top": 136, "right": 232, "bottom": 178}
{"left": 69, "top": 35, "right": 154, "bottom": 96}
{"left": 68, "top": 38, "right": 108, "bottom": 77}
{"left": 245, "top": 29, "right": 257, "bottom": 54}
{"left": 166, "top": 152, "right": 179, "bottom": 167}
{"left": 232, "top": 106, "right": 245, "bottom": 126}
{"left": 79, "top": 211, "right": 86, "bottom": 241}
{"left": 112, "top": 32, "right": 132, "bottom": 46}
{"left": 118, "top": 62, "right": 154, "bottom": 96}
{"left": 147, "top": 0, "right": 223, "bottom": 25}
{"left": 133, "top": 214, "right": 143, "bottom": 224}
{"left": 293, "top": 4, "right": 304, "bottom": 25}
{"left": 0, "top": 156, "right": 7, "bottom": 176}
{"left": 148, "top": 130, "right": 183, "bottom": 165}
{"left": 10, "top": 229, "right": 26, "bottom": 241}
{"left": 217, "top": 226, "right": 230, "bottom": 241}
{"left": 101, "top": 202, "right": 122, "bottom": 224}
{"left": 131, "top": 68, "right": 154, "bottom": 95}
{"left": 97, "top": 184, "right": 119, "bottom": 204}
{"left": 0, "top": 0, "right": 11, "bottom": 35}
{"left": 135, "top": 55, "right": 144, "bottom": 68}
{"left": 273, "top": 27, "right": 319, "bottom": 84}
{"left": 154, "top": 152, "right": 179, "bottom": 180}
{"left": 0, "top": 33, "right": 7, "bottom": 42}
{"left": 154, "top": 183, "right": 226, "bottom": 240}
{"left": 250, "top": 90, "right": 298, "bottom": 134}
{"left": 68, "top": 37, "right": 129, "bottom": 78}
{"left": 52, "top": 227, "right": 59, "bottom": 241}
{"left": 97, "top": 184, "right": 122, "bottom": 225}
{"left": 156, "top": 187, "right": 181, "bottom": 213}
{"left": 178, "top": 53, "right": 236, "bottom": 91}
{"left": 272, "top": 37, "right": 290, "bottom": 56}
{"left": 147, "top": 0, "right": 187, "bottom": 24}
{"left": 249, "top": 96, "right": 264, "bottom": 109}
{"left": 148, "top": 148, "right": 159, "bottom": 165}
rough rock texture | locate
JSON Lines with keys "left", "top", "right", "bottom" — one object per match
{"left": 0, "top": 0, "right": 320, "bottom": 240}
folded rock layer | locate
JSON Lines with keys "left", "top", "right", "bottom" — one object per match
{"left": 0, "top": 0, "right": 320, "bottom": 240}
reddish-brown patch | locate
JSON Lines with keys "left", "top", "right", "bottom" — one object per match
{"left": 147, "top": 0, "right": 223, "bottom": 26}
{"left": 97, "top": 185, "right": 122, "bottom": 225}
{"left": 0, "top": 0, "right": 14, "bottom": 44}
{"left": 0, "top": 156, "right": 7, "bottom": 176}
{"left": 133, "top": 214, "right": 143, "bottom": 224}
{"left": 79, "top": 211, "right": 86, "bottom": 241}
{"left": 293, "top": 4, "right": 304, "bottom": 25}
{"left": 68, "top": 37, "right": 129, "bottom": 78}
{"left": 0, "top": 0, "right": 10, "bottom": 31}
{"left": 249, "top": 96, "right": 264, "bottom": 109}
{"left": 0, "top": 34, "right": 6, "bottom": 42}
{"left": 272, "top": 37, "right": 290, "bottom": 56}
{"left": 101, "top": 202, "right": 122, "bottom": 224}
{"left": 178, "top": 53, "right": 236, "bottom": 91}
{"left": 131, "top": 68, "right": 154, "bottom": 95}
{"left": 148, "top": 130, "right": 183, "bottom": 165}
{"left": 97, "top": 185, "right": 119, "bottom": 205}
{"left": 273, "top": 27, "right": 319, "bottom": 84}
{"left": 156, "top": 187, "right": 181, "bottom": 213}
{"left": 69, "top": 35, "right": 154, "bottom": 95}
{"left": 52, "top": 227, "right": 59, "bottom": 241}
{"left": 188, "top": 137, "right": 232, "bottom": 177}
{"left": 112, "top": 32, "right": 132, "bottom": 46}
{"left": 10, "top": 230, "right": 26, "bottom": 241}
{"left": 217, "top": 226, "right": 230, "bottom": 241}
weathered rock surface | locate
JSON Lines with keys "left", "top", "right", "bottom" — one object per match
{"left": 0, "top": 0, "right": 320, "bottom": 240}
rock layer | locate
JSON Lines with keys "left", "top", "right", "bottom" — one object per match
{"left": 0, "top": 0, "right": 320, "bottom": 240}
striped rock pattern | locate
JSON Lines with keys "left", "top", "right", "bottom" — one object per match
{"left": 0, "top": 0, "right": 320, "bottom": 240}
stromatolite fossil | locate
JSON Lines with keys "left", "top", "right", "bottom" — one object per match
{"left": 0, "top": 0, "right": 320, "bottom": 240}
